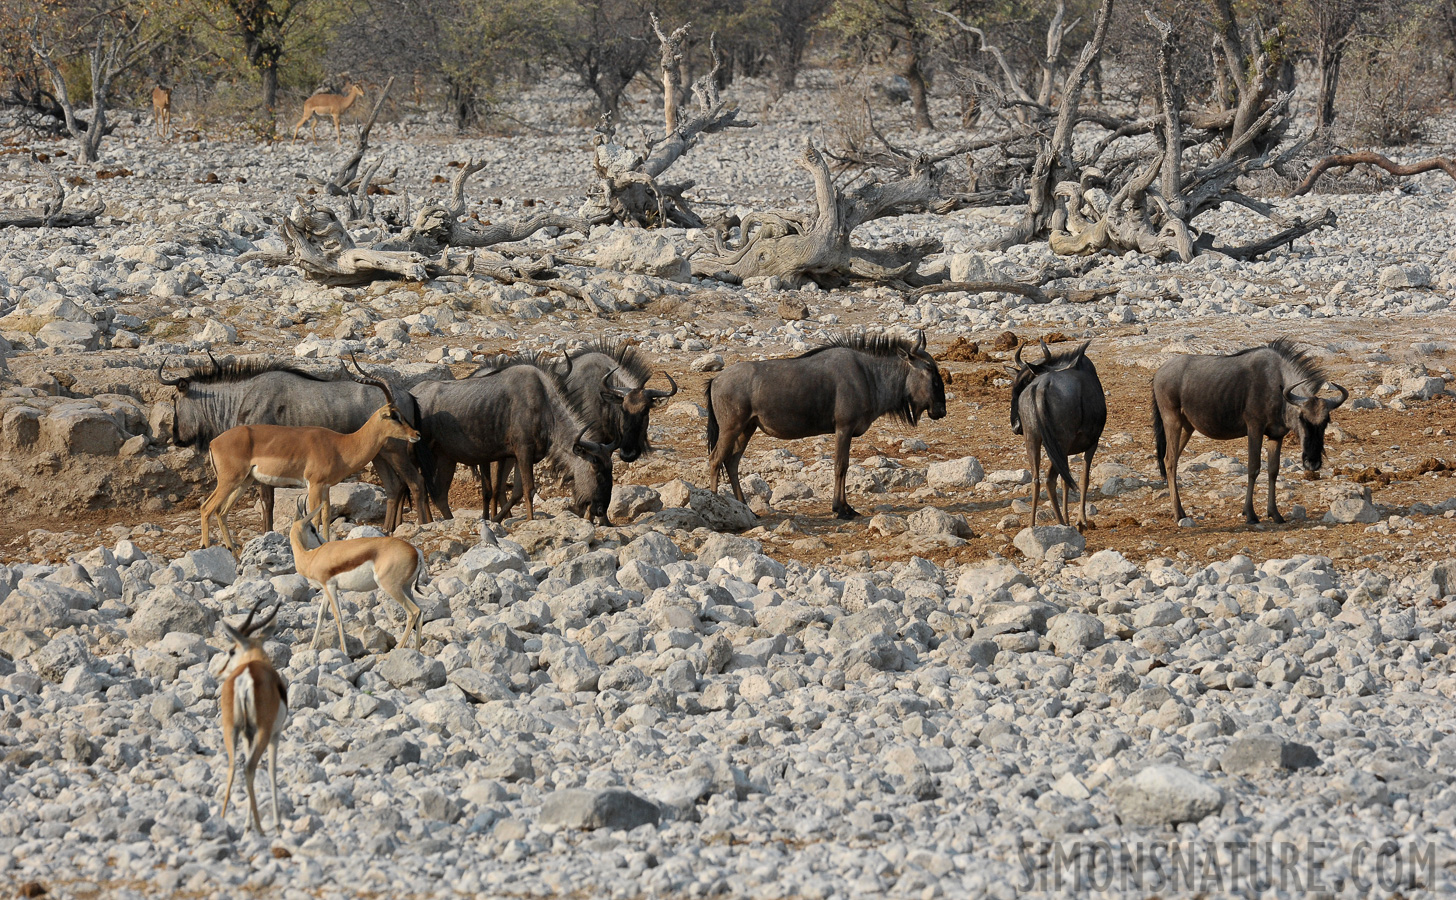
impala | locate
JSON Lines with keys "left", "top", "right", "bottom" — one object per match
{"left": 291, "top": 82, "right": 365, "bottom": 145}
{"left": 198, "top": 356, "right": 419, "bottom": 554}
{"left": 218, "top": 598, "right": 289, "bottom": 835}
{"left": 289, "top": 502, "right": 426, "bottom": 654}
{"left": 151, "top": 85, "right": 172, "bottom": 138}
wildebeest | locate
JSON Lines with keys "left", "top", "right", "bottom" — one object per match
{"left": 1152, "top": 338, "right": 1348, "bottom": 524}
{"left": 413, "top": 363, "right": 617, "bottom": 525}
{"left": 1009, "top": 340, "right": 1106, "bottom": 530}
{"left": 158, "top": 355, "right": 433, "bottom": 534}
{"left": 706, "top": 330, "right": 946, "bottom": 520}
{"left": 562, "top": 338, "right": 678, "bottom": 463}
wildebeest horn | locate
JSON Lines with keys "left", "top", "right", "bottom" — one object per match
{"left": 1013, "top": 343, "right": 1026, "bottom": 368}
{"left": 645, "top": 371, "right": 679, "bottom": 401}
{"left": 559, "top": 351, "right": 574, "bottom": 379}
{"left": 1284, "top": 382, "right": 1315, "bottom": 406}
{"left": 1324, "top": 383, "right": 1348, "bottom": 409}
{"left": 1038, "top": 338, "right": 1052, "bottom": 365}
{"left": 913, "top": 331, "right": 927, "bottom": 355}
{"left": 574, "top": 425, "right": 611, "bottom": 457}
{"left": 207, "top": 349, "right": 221, "bottom": 376}
{"left": 157, "top": 358, "right": 185, "bottom": 387}
{"left": 602, "top": 367, "right": 632, "bottom": 399}
{"left": 348, "top": 352, "right": 397, "bottom": 407}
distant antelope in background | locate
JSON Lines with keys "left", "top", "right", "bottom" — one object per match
{"left": 291, "top": 82, "right": 365, "bottom": 144}
{"left": 152, "top": 85, "right": 172, "bottom": 138}
{"left": 217, "top": 599, "right": 289, "bottom": 835}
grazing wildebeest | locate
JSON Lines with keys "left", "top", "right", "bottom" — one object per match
{"left": 706, "top": 331, "right": 946, "bottom": 520}
{"left": 413, "top": 364, "right": 617, "bottom": 525}
{"left": 159, "top": 355, "right": 433, "bottom": 534}
{"left": 1152, "top": 338, "right": 1348, "bottom": 524}
{"left": 1009, "top": 340, "right": 1106, "bottom": 530}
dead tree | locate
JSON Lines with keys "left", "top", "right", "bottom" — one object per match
{"left": 691, "top": 142, "right": 948, "bottom": 287}
{"left": 1291, "top": 151, "right": 1456, "bottom": 196}
{"left": 30, "top": 14, "right": 157, "bottom": 163}
{"left": 298, "top": 77, "right": 397, "bottom": 223}
{"left": 396, "top": 159, "right": 594, "bottom": 256}
{"left": 0, "top": 163, "right": 104, "bottom": 228}
{"left": 581, "top": 23, "right": 754, "bottom": 228}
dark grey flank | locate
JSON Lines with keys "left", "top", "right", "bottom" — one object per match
{"left": 706, "top": 330, "right": 946, "bottom": 520}
{"left": 1152, "top": 338, "right": 1347, "bottom": 524}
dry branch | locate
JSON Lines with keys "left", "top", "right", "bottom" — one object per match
{"left": 1291, "top": 151, "right": 1456, "bottom": 196}
{"left": 400, "top": 158, "right": 593, "bottom": 255}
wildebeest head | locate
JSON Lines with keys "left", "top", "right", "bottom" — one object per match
{"left": 1009, "top": 340, "right": 1090, "bottom": 435}
{"left": 900, "top": 332, "right": 946, "bottom": 424}
{"left": 1285, "top": 381, "right": 1348, "bottom": 473}
{"left": 158, "top": 354, "right": 221, "bottom": 447}
{"left": 600, "top": 368, "right": 678, "bottom": 462}
{"left": 568, "top": 427, "right": 617, "bottom": 525}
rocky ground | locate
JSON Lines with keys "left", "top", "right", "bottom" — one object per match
{"left": 1, "top": 72, "right": 1456, "bottom": 898}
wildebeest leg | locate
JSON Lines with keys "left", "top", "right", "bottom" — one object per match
{"left": 1079, "top": 450, "right": 1096, "bottom": 530}
{"left": 832, "top": 428, "right": 858, "bottom": 520}
{"left": 1163, "top": 415, "right": 1192, "bottom": 522}
{"left": 430, "top": 460, "right": 457, "bottom": 521}
{"left": 1242, "top": 430, "right": 1263, "bottom": 524}
{"left": 718, "top": 426, "right": 755, "bottom": 505}
{"left": 1025, "top": 434, "right": 1042, "bottom": 528}
{"left": 476, "top": 464, "right": 491, "bottom": 521}
{"left": 517, "top": 455, "right": 536, "bottom": 521}
{"left": 1265, "top": 438, "right": 1285, "bottom": 524}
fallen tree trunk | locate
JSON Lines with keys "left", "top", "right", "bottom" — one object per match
{"left": 398, "top": 158, "right": 594, "bottom": 255}
{"left": 1290, "top": 151, "right": 1456, "bottom": 196}
{"left": 0, "top": 166, "right": 105, "bottom": 228}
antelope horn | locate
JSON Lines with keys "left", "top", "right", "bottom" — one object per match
{"left": 349, "top": 351, "right": 396, "bottom": 407}
{"left": 644, "top": 370, "right": 679, "bottom": 400}
{"left": 237, "top": 595, "right": 269, "bottom": 635}
{"left": 602, "top": 367, "right": 632, "bottom": 398}
{"left": 250, "top": 601, "right": 281, "bottom": 636}
{"left": 157, "top": 358, "right": 185, "bottom": 387}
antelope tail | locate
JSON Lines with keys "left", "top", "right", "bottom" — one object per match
{"left": 1036, "top": 384, "right": 1076, "bottom": 492}
{"left": 1152, "top": 387, "right": 1167, "bottom": 480}
{"left": 705, "top": 379, "right": 719, "bottom": 456}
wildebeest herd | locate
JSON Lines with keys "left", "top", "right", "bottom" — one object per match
{"left": 158, "top": 331, "right": 1352, "bottom": 552}
{"left": 158, "top": 330, "right": 1354, "bottom": 835}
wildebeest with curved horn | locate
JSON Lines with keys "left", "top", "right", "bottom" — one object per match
{"left": 413, "top": 362, "right": 617, "bottom": 525}
{"left": 563, "top": 338, "right": 678, "bottom": 463}
{"left": 1010, "top": 340, "right": 1106, "bottom": 530}
{"left": 1152, "top": 338, "right": 1348, "bottom": 524}
{"left": 158, "top": 354, "right": 434, "bottom": 534}
{"left": 706, "top": 330, "right": 946, "bottom": 520}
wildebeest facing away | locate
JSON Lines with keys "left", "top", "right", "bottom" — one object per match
{"left": 413, "top": 363, "right": 617, "bottom": 525}
{"left": 159, "top": 355, "right": 433, "bottom": 533}
{"left": 1152, "top": 338, "right": 1348, "bottom": 524}
{"left": 1009, "top": 340, "right": 1106, "bottom": 530}
{"left": 706, "top": 331, "right": 946, "bottom": 520}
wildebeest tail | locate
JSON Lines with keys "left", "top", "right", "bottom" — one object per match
{"left": 1151, "top": 387, "right": 1167, "bottom": 480}
{"left": 705, "top": 379, "right": 719, "bottom": 455}
{"left": 1035, "top": 383, "right": 1076, "bottom": 492}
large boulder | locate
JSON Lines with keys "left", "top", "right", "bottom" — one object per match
{"left": 130, "top": 585, "right": 218, "bottom": 643}
{"left": 1014, "top": 525, "right": 1086, "bottom": 561}
{"left": 659, "top": 480, "right": 757, "bottom": 532}
{"left": 594, "top": 231, "right": 691, "bottom": 282}
{"left": 539, "top": 788, "right": 661, "bottom": 831}
{"left": 926, "top": 457, "right": 985, "bottom": 490}
{"left": 1111, "top": 765, "right": 1224, "bottom": 826}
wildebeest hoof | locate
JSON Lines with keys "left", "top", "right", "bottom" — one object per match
{"left": 1078, "top": 520, "right": 1096, "bottom": 532}
{"left": 835, "top": 505, "right": 859, "bottom": 521}
{"left": 1244, "top": 514, "right": 1260, "bottom": 525}
{"left": 1269, "top": 512, "right": 1286, "bottom": 524}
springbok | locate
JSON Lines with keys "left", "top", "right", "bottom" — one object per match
{"left": 151, "top": 85, "right": 172, "bottom": 138}
{"left": 218, "top": 598, "right": 289, "bottom": 835}
{"left": 198, "top": 356, "right": 419, "bottom": 554}
{"left": 291, "top": 82, "right": 365, "bottom": 145}
{"left": 288, "top": 502, "right": 426, "bottom": 654}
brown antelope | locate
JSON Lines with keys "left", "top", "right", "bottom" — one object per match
{"left": 291, "top": 82, "right": 365, "bottom": 145}
{"left": 151, "top": 85, "right": 172, "bottom": 138}
{"left": 199, "top": 356, "right": 419, "bottom": 554}
{"left": 288, "top": 501, "right": 426, "bottom": 654}
{"left": 218, "top": 599, "right": 289, "bottom": 835}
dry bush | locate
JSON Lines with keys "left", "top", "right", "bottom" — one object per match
{"left": 1338, "top": 18, "right": 1448, "bottom": 145}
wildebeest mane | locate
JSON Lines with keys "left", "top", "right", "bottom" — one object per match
{"left": 467, "top": 349, "right": 557, "bottom": 378}
{"left": 171, "top": 356, "right": 336, "bottom": 385}
{"left": 798, "top": 331, "right": 922, "bottom": 360}
{"left": 1228, "top": 338, "right": 1327, "bottom": 387}
{"left": 570, "top": 337, "right": 651, "bottom": 383}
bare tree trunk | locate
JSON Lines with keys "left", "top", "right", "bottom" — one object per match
{"left": 650, "top": 14, "right": 689, "bottom": 133}
{"left": 902, "top": 51, "right": 933, "bottom": 131}
{"left": 1316, "top": 42, "right": 1344, "bottom": 129}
